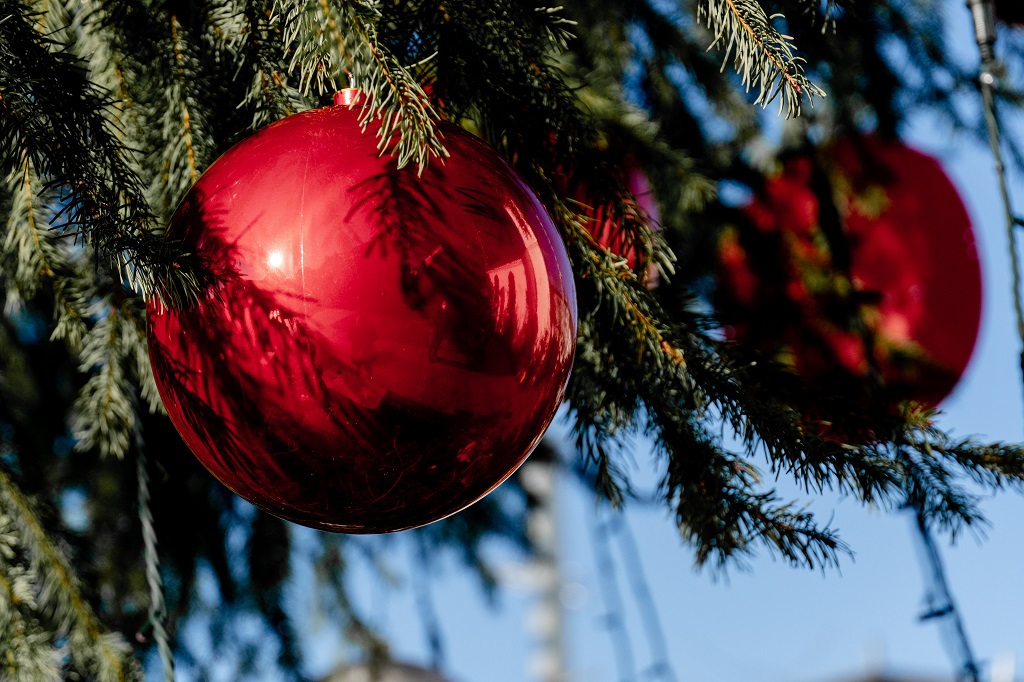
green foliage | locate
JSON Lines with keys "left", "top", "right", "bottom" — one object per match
{"left": 0, "top": 0, "right": 198, "bottom": 307}
{"left": 0, "top": 513, "right": 63, "bottom": 682}
{"left": 1, "top": 0, "right": 1024, "bottom": 678}
{"left": 0, "top": 469, "right": 140, "bottom": 681}
{"left": 2, "top": 152, "right": 91, "bottom": 347}
{"left": 72, "top": 302, "right": 142, "bottom": 459}
{"left": 212, "top": 0, "right": 308, "bottom": 130}
{"left": 697, "top": 0, "right": 826, "bottom": 116}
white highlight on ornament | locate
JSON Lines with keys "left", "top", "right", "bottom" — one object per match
{"left": 267, "top": 250, "right": 285, "bottom": 269}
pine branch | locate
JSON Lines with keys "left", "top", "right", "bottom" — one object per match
{"left": 553, "top": 184, "right": 899, "bottom": 566}
{"left": 655, "top": 408, "right": 848, "bottom": 569}
{"left": 2, "top": 155, "right": 157, "bottom": 459}
{"left": 212, "top": 0, "right": 308, "bottom": 130}
{"left": 650, "top": 365, "right": 879, "bottom": 567}
{"left": 0, "top": 515, "right": 63, "bottom": 682}
{"left": 2, "top": 152, "right": 53, "bottom": 306}
{"left": 342, "top": 1, "right": 446, "bottom": 170}
{"left": 0, "top": 467, "right": 140, "bottom": 682}
{"left": 72, "top": 301, "right": 141, "bottom": 459}
{"left": 129, "top": 302, "right": 166, "bottom": 416}
{"left": 272, "top": 0, "right": 444, "bottom": 169}
{"left": 788, "top": 0, "right": 842, "bottom": 30}
{"left": 2, "top": 152, "right": 92, "bottom": 347}
{"left": 0, "top": 1, "right": 201, "bottom": 307}
{"left": 1, "top": 0, "right": 1022, "bottom": 666}
{"left": 922, "top": 437, "right": 1024, "bottom": 490}
{"left": 437, "top": 0, "right": 590, "bottom": 156}
{"left": 29, "top": 0, "right": 73, "bottom": 47}
{"left": 680, "top": 338, "right": 902, "bottom": 503}
{"left": 69, "top": 0, "right": 134, "bottom": 111}
{"left": 696, "top": 0, "right": 825, "bottom": 116}
{"left": 534, "top": 4, "right": 577, "bottom": 51}
{"left": 148, "top": 14, "right": 217, "bottom": 219}
{"left": 897, "top": 416, "right": 1024, "bottom": 536}
{"left": 276, "top": 0, "right": 346, "bottom": 96}
{"left": 629, "top": 0, "right": 761, "bottom": 159}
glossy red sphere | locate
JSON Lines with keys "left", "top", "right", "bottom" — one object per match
{"left": 147, "top": 94, "right": 577, "bottom": 533}
{"left": 716, "top": 137, "right": 982, "bottom": 411}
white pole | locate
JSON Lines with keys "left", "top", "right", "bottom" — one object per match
{"left": 520, "top": 453, "right": 567, "bottom": 682}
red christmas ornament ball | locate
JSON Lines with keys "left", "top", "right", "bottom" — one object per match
{"left": 716, "top": 137, "right": 982, "bottom": 415}
{"left": 147, "top": 92, "right": 578, "bottom": 533}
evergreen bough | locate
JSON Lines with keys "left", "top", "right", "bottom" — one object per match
{"left": 1, "top": 0, "right": 1023, "bottom": 677}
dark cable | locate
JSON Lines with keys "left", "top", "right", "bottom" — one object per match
{"left": 912, "top": 507, "right": 981, "bottom": 682}
{"left": 135, "top": 424, "right": 175, "bottom": 682}
{"left": 590, "top": 505, "right": 637, "bottom": 682}
{"left": 608, "top": 514, "right": 680, "bottom": 682}
{"left": 968, "top": 0, "right": 1024, "bottom": 428}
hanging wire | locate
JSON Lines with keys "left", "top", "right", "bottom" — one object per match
{"left": 608, "top": 514, "right": 680, "bottom": 682}
{"left": 968, "top": 0, "right": 1024, "bottom": 426}
{"left": 590, "top": 504, "right": 638, "bottom": 682}
{"left": 135, "top": 425, "right": 175, "bottom": 682}
{"left": 911, "top": 505, "right": 981, "bottom": 682}
{"left": 894, "top": 437, "right": 983, "bottom": 682}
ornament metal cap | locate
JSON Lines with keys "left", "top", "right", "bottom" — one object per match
{"left": 334, "top": 88, "right": 361, "bottom": 106}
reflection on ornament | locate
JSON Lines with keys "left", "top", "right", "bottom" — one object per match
{"left": 266, "top": 250, "right": 285, "bottom": 270}
{"left": 715, "top": 137, "right": 982, "bottom": 427}
{"left": 147, "top": 91, "right": 577, "bottom": 533}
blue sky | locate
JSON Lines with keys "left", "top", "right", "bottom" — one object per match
{"left": 292, "top": 3, "right": 1024, "bottom": 681}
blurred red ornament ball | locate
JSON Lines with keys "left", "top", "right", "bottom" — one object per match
{"left": 568, "top": 159, "right": 661, "bottom": 286}
{"left": 583, "top": 163, "right": 660, "bottom": 267}
{"left": 716, "top": 137, "right": 982, "bottom": 411}
{"left": 147, "top": 91, "right": 578, "bottom": 533}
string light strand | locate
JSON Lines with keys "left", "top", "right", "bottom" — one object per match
{"left": 968, "top": 0, "right": 1024, "bottom": 427}
{"left": 609, "top": 514, "right": 680, "bottom": 682}
{"left": 136, "top": 425, "right": 175, "bottom": 682}
{"left": 911, "top": 506, "right": 981, "bottom": 682}
{"left": 590, "top": 505, "right": 638, "bottom": 682}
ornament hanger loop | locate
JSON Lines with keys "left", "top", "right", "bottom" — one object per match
{"left": 334, "top": 71, "right": 360, "bottom": 107}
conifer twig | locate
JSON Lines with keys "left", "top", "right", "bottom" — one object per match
{"left": 697, "top": 0, "right": 825, "bottom": 116}
{"left": 274, "top": 0, "right": 445, "bottom": 170}
{"left": 212, "top": 0, "right": 308, "bottom": 129}
{"left": 2, "top": 152, "right": 91, "bottom": 348}
{"left": 0, "top": 1, "right": 201, "bottom": 308}
{"left": 0, "top": 467, "right": 139, "bottom": 682}
{"left": 0, "top": 514, "right": 63, "bottom": 682}
{"left": 343, "top": 0, "right": 446, "bottom": 170}
{"left": 71, "top": 302, "right": 136, "bottom": 459}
